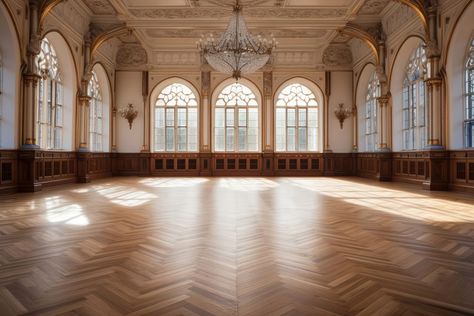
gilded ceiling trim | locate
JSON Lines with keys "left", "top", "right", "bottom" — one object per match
{"left": 39, "top": 0, "right": 64, "bottom": 30}
{"left": 339, "top": 25, "right": 380, "bottom": 66}
{"left": 90, "top": 26, "right": 132, "bottom": 57}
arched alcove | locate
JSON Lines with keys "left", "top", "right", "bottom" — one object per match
{"left": 0, "top": 1, "right": 21, "bottom": 149}
{"left": 446, "top": 2, "right": 474, "bottom": 149}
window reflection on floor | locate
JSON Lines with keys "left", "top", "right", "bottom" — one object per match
{"left": 92, "top": 184, "right": 157, "bottom": 207}
{"left": 139, "top": 178, "right": 208, "bottom": 188}
{"left": 217, "top": 178, "right": 279, "bottom": 191}
{"left": 45, "top": 196, "right": 89, "bottom": 226}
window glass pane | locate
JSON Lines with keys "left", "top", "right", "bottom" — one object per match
{"left": 298, "top": 109, "right": 307, "bottom": 127}
{"left": 287, "top": 109, "right": 296, "bottom": 126}
{"left": 177, "top": 108, "right": 186, "bottom": 127}
{"left": 287, "top": 127, "right": 296, "bottom": 151}
{"left": 226, "top": 108, "right": 234, "bottom": 127}
{"left": 166, "top": 127, "right": 175, "bottom": 151}
{"left": 215, "top": 108, "right": 225, "bottom": 128}
{"left": 239, "top": 127, "right": 246, "bottom": 151}
{"left": 238, "top": 109, "right": 247, "bottom": 127}
{"left": 308, "top": 128, "right": 317, "bottom": 151}
{"left": 177, "top": 127, "right": 186, "bottom": 151}
{"left": 166, "top": 108, "right": 174, "bottom": 126}
{"left": 298, "top": 127, "right": 307, "bottom": 151}
{"left": 215, "top": 127, "right": 225, "bottom": 151}
{"left": 226, "top": 127, "right": 234, "bottom": 151}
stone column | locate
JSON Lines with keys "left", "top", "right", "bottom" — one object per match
{"left": 200, "top": 69, "right": 212, "bottom": 175}
{"left": 324, "top": 71, "right": 331, "bottom": 152}
{"left": 78, "top": 92, "right": 91, "bottom": 151}
{"left": 377, "top": 95, "right": 390, "bottom": 151}
{"left": 111, "top": 106, "right": 117, "bottom": 152}
{"left": 141, "top": 71, "right": 150, "bottom": 152}
{"left": 262, "top": 70, "right": 274, "bottom": 176}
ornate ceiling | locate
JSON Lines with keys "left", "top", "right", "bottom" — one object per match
{"left": 80, "top": 0, "right": 394, "bottom": 70}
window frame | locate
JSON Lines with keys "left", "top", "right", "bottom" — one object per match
{"left": 365, "top": 72, "right": 380, "bottom": 152}
{"left": 213, "top": 81, "right": 261, "bottom": 153}
{"left": 152, "top": 82, "right": 199, "bottom": 153}
{"left": 88, "top": 71, "right": 103, "bottom": 152}
{"left": 402, "top": 44, "right": 427, "bottom": 151}
{"left": 36, "top": 38, "right": 63, "bottom": 150}
{"left": 275, "top": 82, "right": 320, "bottom": 152}
{"left": 464, "top": 37, "right": 474, "bottom": 148}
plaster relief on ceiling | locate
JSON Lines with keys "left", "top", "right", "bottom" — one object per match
{"left": 382, "top": 4, "right": 417, "bottom": 36}
{"left": 358, "top": 0, "right": 390, "bottom": 15}
{"left": 322, "top": 44, "right": 353, "bottom": 66}
{"left": 155, "top": 52, "right": 200, "bottom": 65}
{"left": 145, "top": 29, "right": 328, "bottom": 38}
{"left": 332, "top": 33, "right": 352, "bottom": 43}
{"left": 116, "top": 44, "right": 148, "bottom": 68}
{"left": 82, "top": 0, "right": 116, "bottom": 15}
{"left": 273, "top": 51, "right": 316, "bottom": 65}
{"left": 201, "top": 0, "right": 272, "bottom": 6}
{"left": 130, "top": 8, "right": 346, "bottom": 19}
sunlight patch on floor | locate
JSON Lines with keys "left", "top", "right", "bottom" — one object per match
{"left": 45, "top": 196, "right": 89, "bottom": 226}
{"left": 92, "top": 184, "right": 157, "bottom": 207}
{"left": 217, "top": 178, "right": 279, "bottom": 191}
{"left": 139, "top": 178, "right": 209, "bottom": 188}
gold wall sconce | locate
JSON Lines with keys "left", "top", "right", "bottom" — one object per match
{"left": 119, "top": 103, "right": 138, "bottom": 129}
{"left": 334, "top": 103, "right": 353, "bottom": 129}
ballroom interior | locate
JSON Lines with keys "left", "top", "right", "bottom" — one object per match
{"left": 0, "top": 0, "right": 474, "bottom": 315}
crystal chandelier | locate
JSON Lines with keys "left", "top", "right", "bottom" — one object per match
{"left": 197, "top": 0, "right": 277, "bottom": 80}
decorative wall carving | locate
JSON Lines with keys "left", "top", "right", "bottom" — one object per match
{"left": 273, "top": 51, "right": 316, "bottom": 65}
{"left": 383, "top": 4, "right": 417, "bottom": 36}
{"left": 323, "top": 44, "right": 353, "bottom": 66}
{"left": 82, "top": 0, "right": 116, "bottom": 15}
{"left": 358, "top": 0, "right": 390, "bottom": 15}
{"left": 155, "top": 52, "right": 200, "bottom": 65}
{"left": 116, "top": 44, "right": 147, "bottom": 68}
{"left": 145, "top": 29, "right": 328, "bottom": 38}
{"left": 130, "top": 8, "right": 346, "bottom": 19}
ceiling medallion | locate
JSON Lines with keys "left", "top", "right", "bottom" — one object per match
{"left": 196, "top": 0, "right": 277, "bottom": 80}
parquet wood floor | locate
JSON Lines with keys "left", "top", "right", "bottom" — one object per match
{"left": 0, "top": 177, "right": 473, "bottom": 316}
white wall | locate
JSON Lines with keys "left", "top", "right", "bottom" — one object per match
{"left": 116, "top": 71, "right": 144, "bottom": 152}
{"left": 0, "top": 1, "right": 20, "bottom": 149}
{"left": 329, "top": 71, "right": 353, "bottom": 153}
{"left": 390, "top": 36, "right": 424, "bottom": 152}
{"left": 356, "top": 64, "right": 376, "bottom": 152}
{"left": 446, "top": 1, "right": 474, "bottom": 149}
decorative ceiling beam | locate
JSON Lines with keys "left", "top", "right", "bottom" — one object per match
{"left": 392, "top": 0, "right": 429, "bottom": 39}
{"left": 339, "top": 24, "right": 380, "bottom": 65}
{"left": 38, "top": 0, "right": 64, "bottom": 31}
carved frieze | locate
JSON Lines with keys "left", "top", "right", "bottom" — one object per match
{"left": 358, "top": 0, "right": 390, "bottom": 15}
{"left": 155, "top": 52, "right": 200, "bottom": 65}
{"left": 82, "top": 0, "right": 116, "bottom": 15}
{"left": 322, "top": 44, "right": 353, "bottom": 67}
{"left": 145, "top": 28, "right": 328, "bottom": 38}
{"left": 273, "top": 51, "right": 316, "bottom": 65}
{"left": 130, "top": 8, "right": 346, "bottom": 19}
{"left": 116, "top": 44, "right": 147, "bottom": 68}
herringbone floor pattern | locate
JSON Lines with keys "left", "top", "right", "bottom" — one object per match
{"left": 0, "top": 177, "right": 473, "bottom": 315}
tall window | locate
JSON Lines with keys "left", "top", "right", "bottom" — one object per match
{"left": 154, "top": 83, "right": 198, "bottom": 152}
{"left": 465, "top": 37, "right": 474, "bottom": 148}
{"left": 402, "top": 44, "right": 427, "bottom": 150}
{"left": 365, "top": 73, "right": 380, "bottom": 152}
{"left": 214, "top": 83, "right": 259, "bottom": 152}
{"left": 36, "top": 38, "right": 63, "bottom": 149}
{"left": 275, "top": 83, "right": 319, "bottom": 152}
{"left": 88, "top": 71, "right": 103, "bottom": 152}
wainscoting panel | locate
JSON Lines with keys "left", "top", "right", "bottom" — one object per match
{"left": 450, "top": 151, "right": 474, "bottom": 192}
{"left": 0, "top": 150, "right": 18, "bottom": 194}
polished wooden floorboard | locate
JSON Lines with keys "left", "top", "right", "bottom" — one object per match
{"left": 0, "top": 177, "right": 473, "bottom": 316}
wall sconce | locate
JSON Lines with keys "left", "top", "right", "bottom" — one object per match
{"left": 334, "top": 103, "right": 352, "bottom": 129}
{"left": 119, "top": 103, "right": 138, "bottom": 129}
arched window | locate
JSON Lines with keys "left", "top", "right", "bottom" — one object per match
{"left": 88, "top": 71, "right": 103, "bottom": 152}
{"left": 365, "top": 73, "right": 380, "bottom": 152}
{"left": 465, "top": 37, "right": 474, "bottom": 148}
{"left": 36, "top": 38, "right": 63, "bottom": 149}
{"left": 154, "top": 83, "right": 198, "bottom": 152}
{"left": 275, "top": 83, "right": 318, "bottom": 152}
{"left": 402, "top": 44, "right": 427, "bottom": 150}
{"left": 214, "top": 82, "right": 259, "bottom": 152}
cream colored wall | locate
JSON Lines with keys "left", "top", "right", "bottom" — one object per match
{"left": 329, "top": 71, "right": 354, "bottom": 153}
{"left": 116, "top": 71, "right": 144, "bottom": 153}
